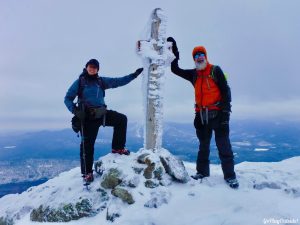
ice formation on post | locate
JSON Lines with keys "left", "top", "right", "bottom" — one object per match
{"left": 137, "top": 8, "right": 175, "bottom": 152}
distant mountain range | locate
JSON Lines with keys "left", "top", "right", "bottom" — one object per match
{"left": 0, "top": 120, "right": 300, "bottom": 196}
{"left": 1, "top": 120, "right": 299, "bottom": 163}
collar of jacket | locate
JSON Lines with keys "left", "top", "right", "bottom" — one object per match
{"left": 81, "top": 68, "right": 99, "bottom": 81}
{"left": 196, "top": 63, "right": 213, "bottom": 76}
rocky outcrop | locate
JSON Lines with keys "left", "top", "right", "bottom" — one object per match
{"left": 30, "top": 199, "right": 94, "bottom": 222}
{"left": 111, "top": 188, "right": 135, "bottom": 204}
{"left": 159, "top": 153, "right": 189, "bottom": 183}
{"left": 144, "top": 191, "right": 171, "bottom": 208}
{"left": 94, "top": 160, "right": 105, "bottom": 176}
{"left": 0, "top": 217, "right": 13, "bottom": 225}
{"left": 121, "top": 175, "right": 140, "bottom": 188}
{"left": 137, "top": 153, "right": 150, "bottom": 164}
{"left": 1, "top": 149, "right": 191, "bottom": 224}
{"left": 145, "top": 180, "right": 159, "bottom": 189}
{"left": 132, "top": 167, "right": 144, "bottom": 174}
{"left": 153, "top": 166, "right": 164, "bottom": 180}
{"left": 253, "top": 181, "right": 281, "bottom": 190}
{"left": 101, "top": 168, "right": 122, "bottom": 189}
{"left": 136, "top": 149, "right": 189, "bottom": 184}
{"left": 106, "top": 203, "right": 121, "bottom": 222}
{"left": 143, "top": 159, "right": 156, "bottom": 179}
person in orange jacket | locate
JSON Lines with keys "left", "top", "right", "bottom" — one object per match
{"left": 167, "top": 37, "right": 238, "bottom": 188}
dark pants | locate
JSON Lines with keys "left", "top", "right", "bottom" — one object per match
{"left": 194, "top": 112, "right": 236, "bottom": 179}
{"left": 80, "top": 110, "right": 127, "bottom": 174}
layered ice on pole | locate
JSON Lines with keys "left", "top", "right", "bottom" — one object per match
{"left": 137, "top": 8, "right": 175, "bottom": 152}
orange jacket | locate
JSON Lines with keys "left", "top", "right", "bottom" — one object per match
{"left": 194, "top": 63, "right": 222, "bottom": 111}
{"left": 170, "top": 45, "right": 232, "bottom": 112}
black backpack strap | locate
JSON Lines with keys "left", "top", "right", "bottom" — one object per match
{"left": 78, "top": 75, "right": 106, "bottom": 99}
{"left": 210, "top": 65, "right": 218, "bottom": 83}
{"left": 97, "top": 77, "right": 106, "bottom": 97}
{"left": 192, "top": 68, "right": 216, "bottom": 85}
{"left": 78, "top": 75, "right": 86, "bottom": 100}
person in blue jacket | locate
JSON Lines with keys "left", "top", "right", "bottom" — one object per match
{"left": 64, "top": 59, "right": 143, "bottom": 183}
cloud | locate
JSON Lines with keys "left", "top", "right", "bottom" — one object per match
{"left": 1, "top": 0, "right": 300, "bottom": 131}
{"left": 233, "top": 98, "right": 300, "bottom": 121}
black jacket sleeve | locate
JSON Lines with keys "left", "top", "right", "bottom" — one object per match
{"left": 214, "top": 66, "right": 232, "bottom": 112}
{"left": 170, "top": 59, "right": 195, "bottom": 84}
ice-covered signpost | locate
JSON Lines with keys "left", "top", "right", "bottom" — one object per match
{"left": 137, "top": 8, "right": 174, "bottom": 152}
{"left": 135, "top": 8, "right": 189, "bottom": 183}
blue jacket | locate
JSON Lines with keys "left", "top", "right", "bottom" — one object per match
{"left": 64, "top": 69, "right": 137, "bottom": 113}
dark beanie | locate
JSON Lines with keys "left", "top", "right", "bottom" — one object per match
{"left": 85, "top": 59, "right": 99, "bottom": 70}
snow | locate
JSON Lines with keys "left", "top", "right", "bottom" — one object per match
{"left": 257, "top": 141, "right": 273, "bottom": 147}
{"left": 3, "top": 146, "right": 16, "bottom": 149}
{"left": 255, "top": 148, "right": 270, "bottom": 152}
{"left": 0, "top": 153, "right": 299, "bottom": 225}
{"left": 1, "top": 7, "right": 299, "bottom": 225}
{"left": 232, "top": 141, "right": 252, "bottom": 147}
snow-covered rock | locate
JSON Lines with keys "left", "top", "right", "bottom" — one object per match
{"left": 29, "top": 198, "right": 95, "bottom": 222}
{"left": 0, "top": 153, "right": 299, "bottom": 225}
{"left": 144, "top": 190, "right": 171, "bottom": 208}
{"left": 100, "top": 168, "right": 122, "bottom": 189}
{"left": 136, "top": 148, "right": 189, "bottom": 183}
{"left": 158, "top": 148, "right": 190, "bottom": 183}
{"left": 111, "top": 188, "right": 134, "bottom": 205}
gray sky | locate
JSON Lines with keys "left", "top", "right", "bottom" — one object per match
{"left": 1, "top": 0, "right": 300, "bottom": 131}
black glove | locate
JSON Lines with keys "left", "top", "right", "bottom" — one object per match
{"left": 73, "top": 107, "right": 85, "bottom": 120}
{"left": 220, "top": 111, "right": 230, "bottom": 126}
{"left": 167, "top": 37, "right": 179, "bottom": 59}
{"left": 133, "top": 68, "right": 143, "bottom": 77}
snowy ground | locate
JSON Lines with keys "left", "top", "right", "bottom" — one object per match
{"left": 0, "top": 152, "right": 299, "bottom": 225}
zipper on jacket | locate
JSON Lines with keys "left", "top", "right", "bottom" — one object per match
{"left": 206, "top": 77, "right": 211, "bottom": 90}
{"left": 200, "top": 76, "right": 205, "bottom": 125}
{"left": 200, "top": 76, "right": 203, "bottom": 109}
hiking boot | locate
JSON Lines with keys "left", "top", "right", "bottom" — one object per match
{"left": 225, "top": 177, "right": 239, "bottom": 189}
{"left": 191, "top": 173, "right": 209, "bottom": 180}
{"left": 83, "top": 173, "right": 94, "bottom": 183}
{"left": 112, "top": 148, "right": 130, "bottom": 155}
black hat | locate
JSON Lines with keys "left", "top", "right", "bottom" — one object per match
{"left": 85, "top": 59, "right": 99, "bottom": 70}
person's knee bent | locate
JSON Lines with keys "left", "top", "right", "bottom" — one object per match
{"left": 119, "top": 113, "right": 127, "bottom": 125}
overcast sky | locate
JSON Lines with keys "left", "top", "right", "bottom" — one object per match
{"left": 1, "top": 0, "right": 300, "bottom": 131}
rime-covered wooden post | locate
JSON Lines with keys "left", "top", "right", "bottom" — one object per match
{"left": 137, "top": 8, "right": 174, "bottom": 152}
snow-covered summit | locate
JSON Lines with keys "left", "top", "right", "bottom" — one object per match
{"left": 0, "top": 150, "right": 299, "bottom": 225}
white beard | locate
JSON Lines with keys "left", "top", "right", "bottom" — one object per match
{"left": 195, "top": 59, "right": 207, "bottom": 70}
